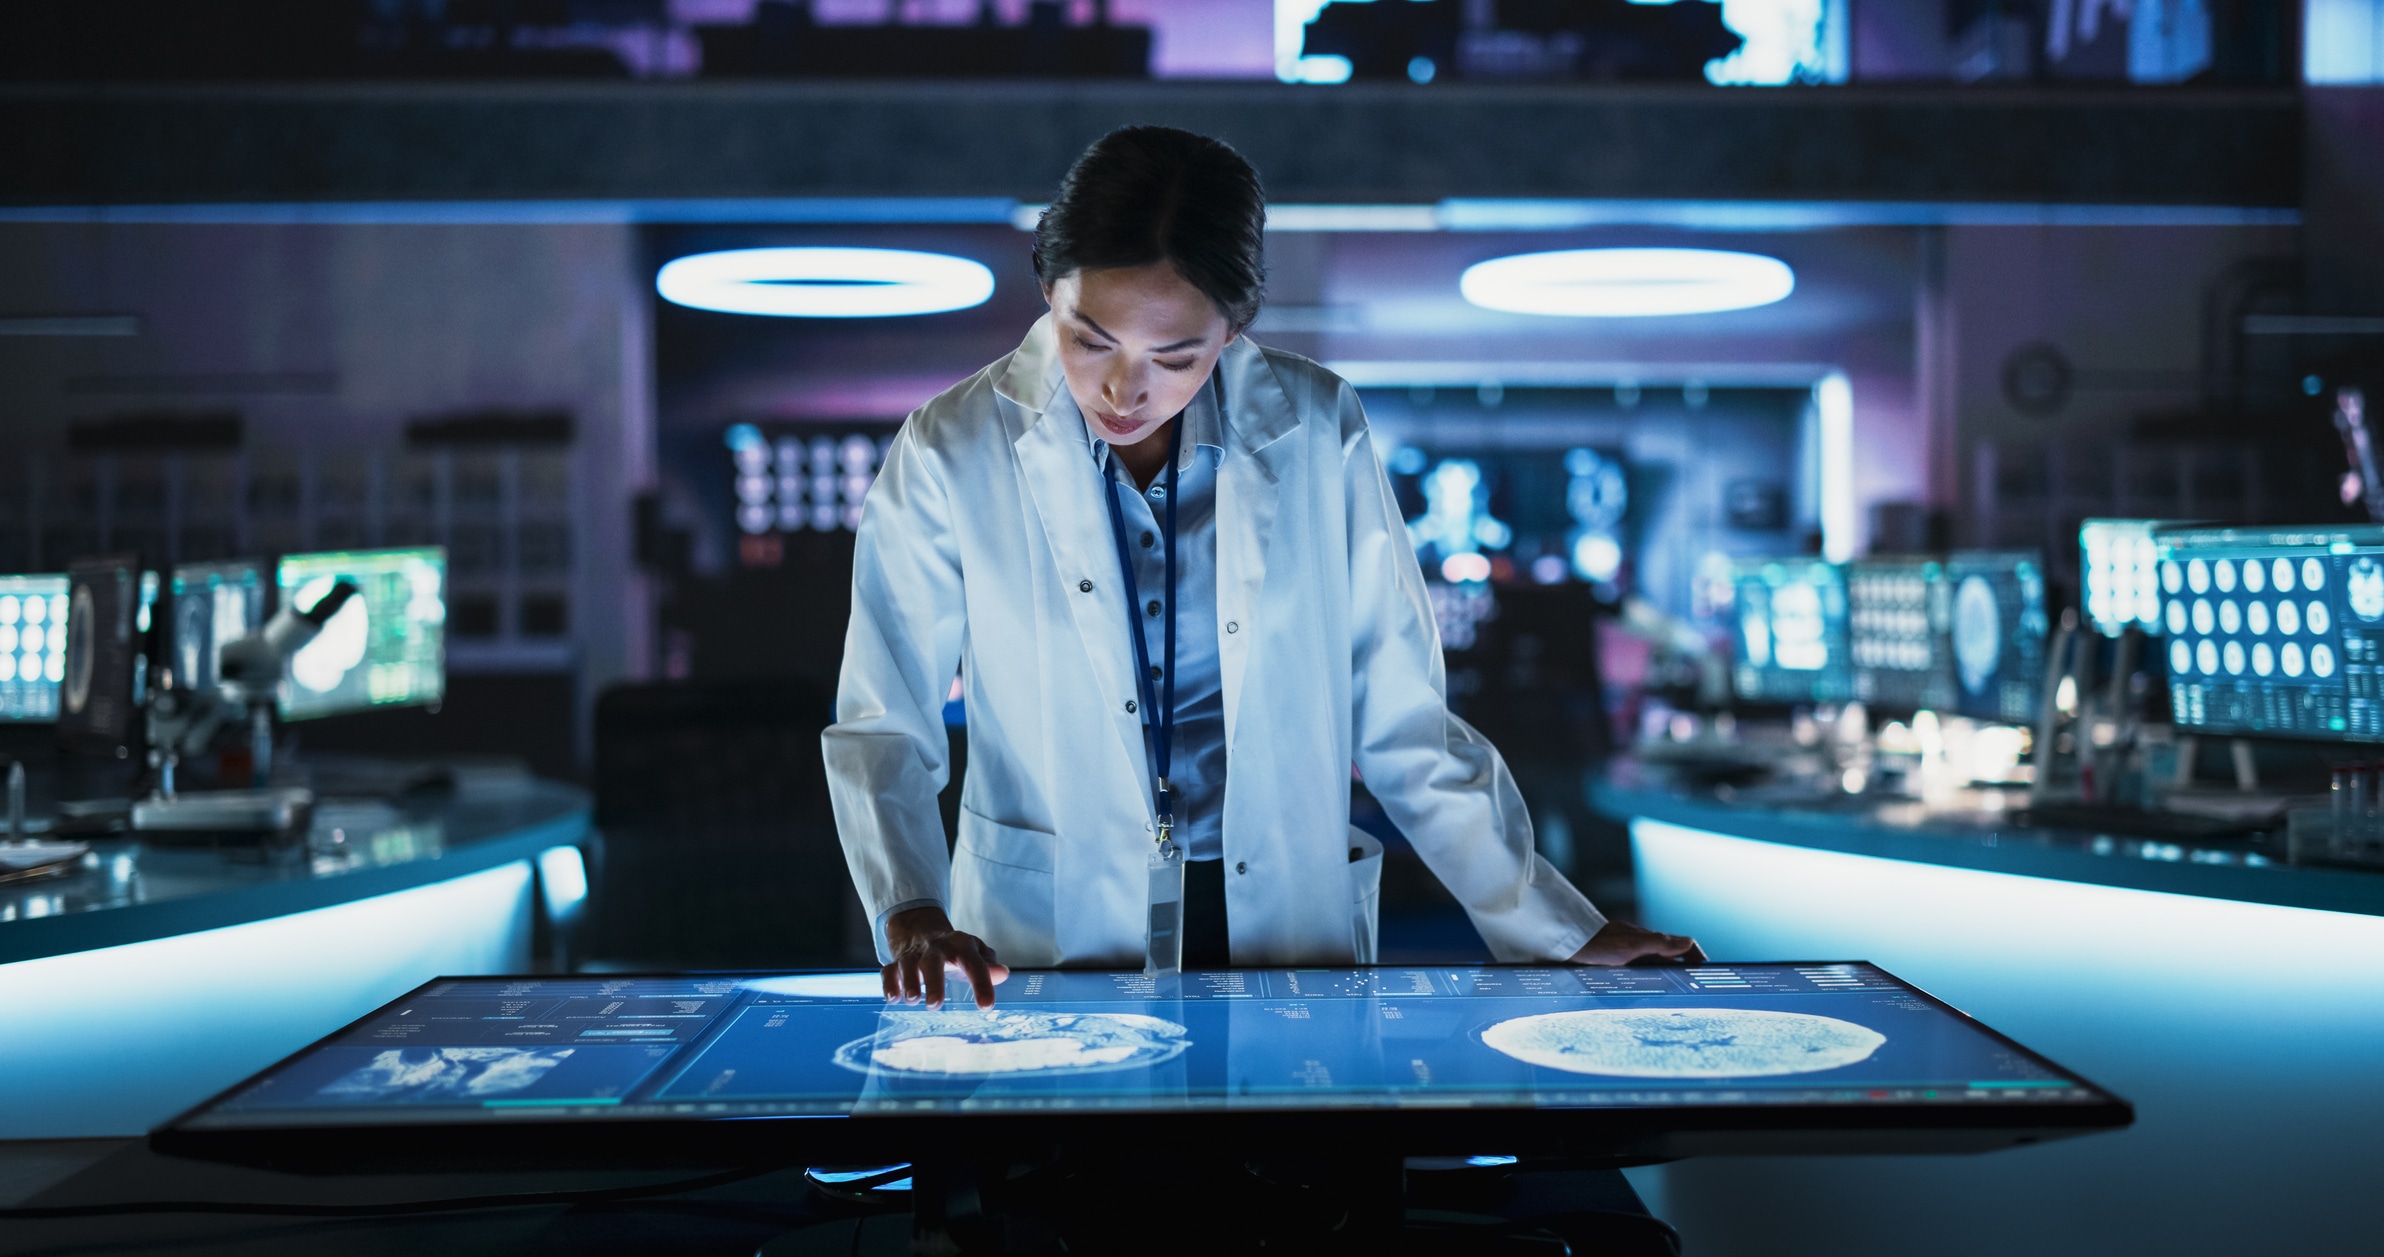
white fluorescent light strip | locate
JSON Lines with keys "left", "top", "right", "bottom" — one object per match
{"left": 1461, "top": 248, "right": 1795, "bottom": 318}
{"left": 655, "top": 247, "right": 995, "bottom": 318}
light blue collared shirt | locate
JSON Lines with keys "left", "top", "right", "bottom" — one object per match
{"left": 1087, "top": 378, "right": 1229, "bottom": 863}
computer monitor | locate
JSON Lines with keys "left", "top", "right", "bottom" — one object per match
{"left": 59, "top": 555, "right": 142, "bottom": 757}
{"left": 0, "top": 574, "right": 70, "bottom": 722}
{"left": 156, "top": 963, "right": 2129, "bottom": 1168}
{"left": 273, "top": 547, "right": 446, "bottom": 721}
{"left": 2080, "top": 519, "right": 2169, "bottom": 638}
{"left": 2155, "top": 525, "right": 2384, "bottom": 741}
{"left": 1945, "top": 551, "right": 2050, "bottom": 724}
{"left": 1846, "top": 558, "right": 1954, "bottom": 713}
{"left": 169, "top": 560, "right": 267, "bottom": 697}
{"left": 1729, "top": 558, "right": 1852, "bottom": 705}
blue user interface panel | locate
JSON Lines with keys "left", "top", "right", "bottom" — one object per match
{"left": 0, "top": 575, "right": 70, "bottom": 722}
{"left": 2156, "top": 526, "right": 2384, "bottom": 741}
{"left": 1731, "top": 559, "right": 1852, "bottom": 705}
{"left": 1945, "top": 550, "right": 2050, "bottom": 724}
{"left": 176, "top": 964, "right": 2104, "bottom": 1129}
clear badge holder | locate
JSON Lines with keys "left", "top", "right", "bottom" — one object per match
{"left": 1144, "top": 824, "right": 1186, "bottom": 976}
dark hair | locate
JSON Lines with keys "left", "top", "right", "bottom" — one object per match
{"left": 1033, "top": 126, "right": 1267, "bottom": 331}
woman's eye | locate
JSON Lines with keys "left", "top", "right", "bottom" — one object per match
{"left": 1074, "top": 337, "right": 1109, "bottom": 353}
{"left": 1158, "top": 358, "right": 1196, "bottom": 373}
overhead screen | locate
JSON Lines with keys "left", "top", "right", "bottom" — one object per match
{"left": 274, "top": 547, "right": 446, "bottom": 721}
{"left": 2157, "top": 525, "right": 2384, "bottom": 741}
{"left": 169, "top": 963, "right": 2113, "bottom": 1138}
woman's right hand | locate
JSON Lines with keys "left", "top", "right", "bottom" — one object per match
{"left": 882, "top": 906, "right": 1010, "bottom": 1010}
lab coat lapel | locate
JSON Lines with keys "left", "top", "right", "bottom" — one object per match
{"left": 1215, "top": 336, "right": 1300, "bottom": 751}
{"left": 1004, "top": 318, "right": 1154, "bottom": 807}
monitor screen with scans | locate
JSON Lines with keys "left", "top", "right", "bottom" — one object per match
{"left": 0, "top": 575, "right": 70, "bottom": 722}
{"left": 59, "top": 555, "right": 141, "bottom": 756}
{"left": 2155, "top": 525, "right": 2384, "bottom": 741}
{"left": 2081, "top": 519, "right": 2167, "bottom": 638}
{"left": 1946, "top": 551, "right": 2050, "bottom": 724}
{"left": 161, "top": 962, "right": 2125, "bottom": 1162}
{"left": 273, "top": 547, "right": 446, "bottom": 721}
{"left": 1846, "top": 558, "right": 1954, "bottom": 713}
{"left": 1729, "top": 558, "right": 1852, "bottom": 705}
{"left": 169, "top": 561, "right": 267, "bottom": 696}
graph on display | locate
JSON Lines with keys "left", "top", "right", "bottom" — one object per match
{"left": 2157, "top": 526, "right": 2384, "bottom": 741}
{"left": 1946, "top": 551, "right": 2050, "bottom": 724}
{"left": 1730, "top": 558, "right": 1851, "bottom": 705}
{"left": 0, "top": 575, "right": 69, "bottom": 721}
{"left": 275, "top": 548, "right": 446, "bottom": 721}
{"left": 1846, "top": 558, "right": 1953, "bottom": 713}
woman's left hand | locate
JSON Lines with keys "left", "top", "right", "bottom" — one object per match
{"left": 1567, "top": 920, "right": 1706, "bottom": 966}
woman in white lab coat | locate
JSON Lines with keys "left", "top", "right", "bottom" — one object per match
{"left": 827, "top": 126, "right": 1703, "bottom": 1008}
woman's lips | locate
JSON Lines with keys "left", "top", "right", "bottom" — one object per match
{"left": 1094, "top": 410, "right": 1142, "bottom": 437}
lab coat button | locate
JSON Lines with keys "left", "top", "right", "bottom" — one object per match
{"left": 1125, "top": 700, "right": 1137, "bottom": 713}
{"left": 1079, "top": 579, "right": 1093, "bottom": 593}
{"left": 1226, "top": 621, "right": 1239, "bottom": 633}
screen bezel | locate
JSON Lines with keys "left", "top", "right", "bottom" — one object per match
{"left": 271, "top": 545, "right": 447, "bottom": 722}
{"left": 151, "top": 963, "right": 2134, "bottom": 1171}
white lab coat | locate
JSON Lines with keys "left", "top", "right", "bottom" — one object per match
{"left": 825, "top": 316, "right": 1606, "bottom": 968}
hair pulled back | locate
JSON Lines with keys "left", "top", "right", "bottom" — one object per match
{"left": 1032, "top": 126, "right": 1267, "bottom": 332}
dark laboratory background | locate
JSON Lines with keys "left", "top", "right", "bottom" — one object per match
{"left": 2, "top": 2, "right": 2382, "bottom": 1253}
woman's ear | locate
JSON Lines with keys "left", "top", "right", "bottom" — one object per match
{"left": 1040, "top": 280, "right": 1056, "bottom": 309}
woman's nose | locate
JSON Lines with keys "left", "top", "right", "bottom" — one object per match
{"left": 1104, "top": 365, "right": 1146, "bottom": 414}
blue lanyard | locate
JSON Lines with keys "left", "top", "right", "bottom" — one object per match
{"left": 1101, "top": 412, "right": 1182, "bottom": 847}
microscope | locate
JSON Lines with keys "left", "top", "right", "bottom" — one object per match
{"left": 132, "top": 581, "right": 358, "bottom": 835}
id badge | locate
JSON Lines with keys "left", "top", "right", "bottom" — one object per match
{"left": 1144, "top": 836, "right": 1187, "bottom": 976}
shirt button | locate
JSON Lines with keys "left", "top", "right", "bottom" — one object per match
{"left": 1149, "top": 486, "right": 1167, "bottom": 501}
{"left": 1079, "top": 579, "right": 1093, "bottom": 593}
{"left": 1146, "top": 600, "right": 1162, "bottom": 617}
{"left": 1140, "top": 531, "right": 1155, "bottom": 548}
{"left": 1149, "top": 665, "right": 1162, "bottom": 680}
{"left": 1235, "top": 861, "right": 1247, "bottom": 875}
{"left": 1226, "top": 621, "right": 1239, "bottom": 634}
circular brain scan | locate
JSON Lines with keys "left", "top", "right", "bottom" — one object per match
{"left": 1480, "top": 1008, "right": 1886, "bottom": 1079}
{"left": 2351, "top": 558, "right": 2384, "bottom": 622}
{"left": 835, "top": 1010, "right": 1191, "bottom": 1078}
{"left": 1951, "top": 575, "right": 2001, "bottom": 695}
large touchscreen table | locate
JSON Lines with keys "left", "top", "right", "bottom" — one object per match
{"left": 161, "top": 964, "right": 2128, "bottom": 1164}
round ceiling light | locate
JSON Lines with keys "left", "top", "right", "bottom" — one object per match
{"left": 656, "top": 247, "right": 995, "bottom": 318}
{"left": 1459, "top": 248, "right": 1795, "bottom": 317}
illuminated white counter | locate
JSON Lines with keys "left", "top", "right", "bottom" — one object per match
{"left": 0, "top": 780, "right": 591, "bottom": 1139}
{"left": 1594, "top": 770, "right": 2384, "bottom": 1257}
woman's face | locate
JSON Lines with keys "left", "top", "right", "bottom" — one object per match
{"left": 1044, "top": 263, "right": 1237, "bottom": 449}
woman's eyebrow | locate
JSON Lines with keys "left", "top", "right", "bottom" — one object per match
{"left": 1072, "top": 312, "right": 1121, "bottom": 344}
{"left": 1150, "top": 336, "right": 1207, "bottom": 353}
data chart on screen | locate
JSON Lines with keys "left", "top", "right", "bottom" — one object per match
{"left": 275, "top": 548, "right": 446, "bottom": 720}
{"left": 176, "top": 963, "right": 2109, "bottom": 1131}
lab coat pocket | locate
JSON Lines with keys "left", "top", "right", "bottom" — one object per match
{"left": 952, "top": 805, "right": 1060, "bottom": 968}
{"left": 1348, "top": 827, "right": 1383, "bottom": 965}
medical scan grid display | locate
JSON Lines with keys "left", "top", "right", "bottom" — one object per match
{"left": 0, "top": 575, "right": 70, "bottom": 721}
{"left": 1846, "top": 558, "right": 1954, "bottom": 713}
{"left": 2081, "top": 519, "right": 2167, "bottom": 638}
{"left": 2156, "top": 526, "right": 2384, "bottom": 740}
{"left": 274, "top": 547, "right": 446, "bottom": 720}
{"left": 171, "top": 964, "right": 2111, "bottom": 1134}
{"left": 1730, "top": 559, "right": 1853, "bottom": 705}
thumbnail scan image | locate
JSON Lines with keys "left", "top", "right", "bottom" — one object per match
{"left": 318, "top": 1047, "right": 575, "bottom": 1102}
{"left": 1480, "top": 1008, "right": 1886, "bottom": 1079}
{"left": 834, "top": 1010, "right": 1191, "bottom": 1078}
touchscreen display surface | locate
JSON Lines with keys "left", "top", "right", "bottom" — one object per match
{"left": 175, "top": 964, "right": 2107, "bottom": 1131}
